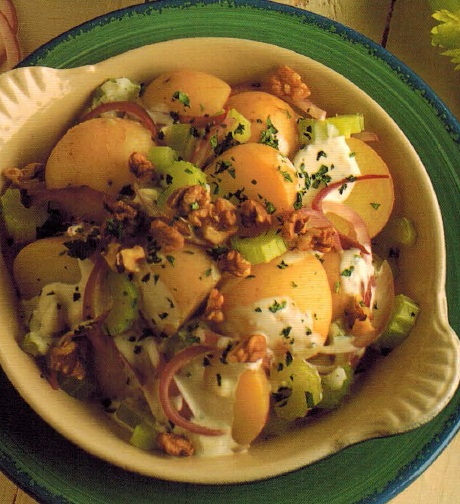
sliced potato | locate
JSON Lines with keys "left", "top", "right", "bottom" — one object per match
{"left": 218, "top": 252, "right": 332, "bottom": 354}
{"left": 205, "top": 142, "right": 299, "bottom": 214}
{"left": 45, "top": 117, "right": 155, "bottom": 196}
{"left": 227, "top": 91, "right": 299, "bottom": 157}
{"left": 142, "top": 70, "right": 231, "bottom": 118}
{"left": 340, "top": 137, "right": 394, "bottom": 238}
{"left": 135, "top": 245, "right": 220, "bottom": 336}
{"left": 232, "top": 368, "right": 270, "bottom": 445}
{"left": 13, "top": 236, "right": 81, "bottom": 299}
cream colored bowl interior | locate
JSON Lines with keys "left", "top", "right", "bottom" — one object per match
{"left": 0, "top": 38, "right": 459, "bottom": 484}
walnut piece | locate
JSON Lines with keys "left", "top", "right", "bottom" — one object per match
{"left": 281, "top": 211, "right": 335, "bottom": 253}
{"left": 239, "top": 199, "right": 272, "bottom": 236}
{"left": 156, "top": 432, "right": 194, "bottom": 457}
{"left": 204, "top": 288, "right": 224, "bottom": 323}
{"left": 150, "top": 218, "right": 185, "bottom": 252}
{"left": 218, "top": 250, "right": 251, "bottom": 277}
{"left": 267, "top": 65, "right": 311, "bottom": 102}
{"left": 227, "top": 334, "right": 267, "bottom": 363}
{"left": 116, "top": 245, "right": 146, "bottom": 273}
{"left": 48, "top": 330, "right": 88, "bottom": 381}
{"left": 167, "top": 185, "right": 211, "bottom": 221}
{"left": 129, "top": 151, "right": 156, "bottom": 182}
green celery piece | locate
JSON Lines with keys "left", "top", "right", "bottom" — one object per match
{"left": 103, "top": 272, "right": 139, "bottom": 336}
{"left": 114, "top": 401, "right": 145, "bottom": 430}
{"left": 298, "top": 113, "right": 364, "bottom": 145}
{"left": 231, "top": 229, "right": 288, "bottom": 265}
{"left": 58, "top": 375, "right": 97, "bottom": 401}
{"left": 161, "top": 123, "right": 198, "bottom": 161}
{"left": 91, "top": 77, "right": 141, "bottom": 108}
{"left": 317, "top": 365, "right": 353, "bottom": 410}
{"left": 381, "top": 216, "right": 417, "bottom": 247}
{"left": 1, "top": 188, "right": 49, "bottom": 243}
{"left": 227, "top": 108, "right": 252, "bottom": 143}
{"left": 147, "top": 145, "right": 178, "bottom": 170}
{"left": 272, "top": 357, "right": 323, "bottom": 421}
{"left": 130, "top": 422, "right": 157, "bottom": 450}
{"left": 374, "top": 294, "right": 420, "bottom": 350}
{"left": 156, "top": 160, "right": 207, "bottom": 208}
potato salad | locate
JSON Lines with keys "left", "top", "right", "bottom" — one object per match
{"left": 1, "top": 66, "right": 420, "bottom": 457}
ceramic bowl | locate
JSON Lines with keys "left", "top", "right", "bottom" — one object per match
{"left": 0, "top": 37, "right": 459, "bottom": 485}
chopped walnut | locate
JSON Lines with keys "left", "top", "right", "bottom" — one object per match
{"left": 3, "top": 163, "right": 45, "bottom": 192}
{"left": 105, "top": 199, "right": 138, "bottom": 221}
{"left": 345, "top": 296, "right": 371, "bottom": 329}
{"left": 199, "top": 198, "right": 238, "bottom": 244}
{"left": 149, "top": 218, "right": 185, "bottom": 252}
{"left": 204, "top": 288, "right": 224, "bottom": 323}
{"left": 218, "top": 250, "right": 251, "bottom": 277}
{"left": 227, "top": 334, "right": 267, "bottom": 363}
{"left": 239, "top": 199, "right": 272, "bottom": 236}
{"left": 129, "top": 151, "right": 156, "bottom": 183}
{"left": 267, "top": 65, "right": 311, "bottom": 102}
{"left": 167, "top": 185, "right": 211, "bottom": 222}
{"left": 156, "top": 432, "right": 194, "bottom": 457}
{"left": 48, "top": 330, "right": 88, "bottom": 381}
{"left": 281, "top": 211, "right": 335, "bottom": 253}
{"left": 116, "top": 245, "right": 145, "bottom": 273}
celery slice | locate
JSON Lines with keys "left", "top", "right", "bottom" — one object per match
{"left": 161, "top": 123, "right": 198, "bottom": 161}
{"left": 298, "top": 113, "right": 364, "bottom": 145}
{"left": 381, "top": 216, "right": 417, "bottom": 247}
{"left": 103, "top": 272, "right": 139, "bottom": 336}
{"left": 317, "top": 365, "right": 353, "bottom": 409}
{"left": 156, "top": 160, "right": 208, "bottom": 207}
{"left": 1, "top": 188, "right": 49, "bottom": 243}
{"left": 58, "top": 375, "right": 97, "bottom": 401}
{"left": 20, "top": 331, "right": 50, "bottom": 357}
{"left": 130, "top": 422, "right": 157, "bottom": 451}
{"left": 90, "top": 77, "right": 141, "bottom": 108}
{"left": 231, "top": 229, "right": 287, "bottom": 265}
{"left": 227, "top": 108, "right": 251, "bottom": 143}
{"left": 147, "top": 145, "right": 178, "bottom": 170}
{"left": 114, "top": 401, "right": 145, "bottom": 430}
{"left": 271, "top": 356, "right": 323, "bottom": 421}
{"left": 374, "top": 294, "right": 420, "bottom": 350}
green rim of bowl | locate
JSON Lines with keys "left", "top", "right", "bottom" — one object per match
{"left": 0, "top": 1, "right": 458, "bottom": 503}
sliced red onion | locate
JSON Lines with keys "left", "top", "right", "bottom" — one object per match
{"left": 321, "top": 200, "right": 372, "bottom": 256}
{"left": 82, "top": 256, "right": 109, "bottom": 321}
{"left": 311, "top": 174, "right": 389, "bottom": 213}
{"left": 158, "top": 345, "right": 225, "bottom": 436}
{"left": 80, "top": 101, "right": 158, "bottom": 139}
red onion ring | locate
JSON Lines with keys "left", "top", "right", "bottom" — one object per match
{"left": 312, "top": 174, "right": 389, "bottom": 213}
{"left": 321, "top": 200, "right": 372, "bottom": 256}
{"left": 80, "top": 101, "right": 158, "bottom": 139}
{"left": 159, "top": 345, "right": 225, "bottom": 436}
{"left": 82, "top": 255, "right": 109, "bottom": 321}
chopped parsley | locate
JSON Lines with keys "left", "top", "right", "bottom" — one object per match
{"left": 172, "top": 90, "right": 190, "bottom": 108}
{"left": 341, "top": 265, "right": 355, "bottom": 277}
{"left": 259, "top": 117, "right": 279, "bottom": 148}
{"left": 268, "top": 299, "right": 287, "bottom": 313}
